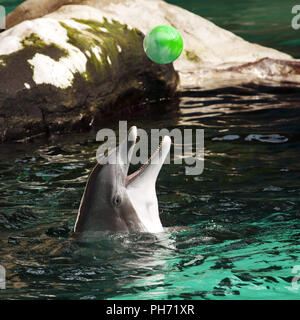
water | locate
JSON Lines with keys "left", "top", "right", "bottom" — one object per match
{"left": 0, "top": 0, "right": 22, "bottom": 14}
{"left": 0, "top": 0, "right": 300, "bottom": 300}
{"left": 167, "top": 0, "right": 300, "bottom": 59}
{"left": 0, "top": 83, "right": 300, "bottom": 300}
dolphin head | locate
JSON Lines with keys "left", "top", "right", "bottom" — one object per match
{"left": 74, "top": 126, "right": 171, "bottom": 234}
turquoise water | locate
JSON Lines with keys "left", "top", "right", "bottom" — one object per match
{"left": 0, "top": 0, "right": 300, "bottom": 300}
{"left": 0, "top": 0, "right": 22, "bottom": 14}
{"left": 167, "top": 0, "right": 300, "bottom": 59}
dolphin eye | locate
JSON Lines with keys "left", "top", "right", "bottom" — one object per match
{"left": 112, "top": 195, "right": 122, "bottom": 208}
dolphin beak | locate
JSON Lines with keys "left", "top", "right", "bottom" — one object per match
{"left": 114, "top": 126, "right": 138, "bottom": 179}
{"left": 104, "top": 126, "right": 171, "bottom": 187}
{"left": 126, "top": 135, "right": 171, "bottom": 187}
{"left": 125, "top": 134, "right": 171, "bottom": 233}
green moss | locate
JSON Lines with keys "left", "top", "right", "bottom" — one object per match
{"left": 0, "top": 33, "right": 70, "bottom": 92}
{"left": 59, "top": 21, "right": 104, "bottom": 81}
{"left": 185, "top": 50, "right": 201, "bottom": 62}
{"left": 73, "top": 17, "right": 129, "bottom": 33}
{"left": 77, "top": 18, "right": 144, "bottom": 65}
{"left": 0, "top": 33, "right": 68, "bottom": 72}
{"left": 20, "top": 33, "right": 69, "bottom": 61}
{"left": 21, "top": 33, "right": 46, "bottom": 48}
{"left": 59, "top": 18, "right": 144, "bottom": 83}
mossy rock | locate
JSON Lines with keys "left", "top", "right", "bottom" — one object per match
{"left": 0, "top": 17, "right": 178, "bottom": 142}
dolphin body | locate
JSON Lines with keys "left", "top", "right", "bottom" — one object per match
{"left": 74, "top": 126, "right": 171, "bottom": 234}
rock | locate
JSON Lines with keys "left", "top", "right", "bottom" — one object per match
{"left": 6, "top": 0, "right": 300, "bottom": 89}
{"left": 6, "top": 0, "right": 85, "bottom": 29}
{"left": 2, "top": 0, "right": 300, "bottom": 141}
{"left": 0, "top": 7, "right": 178, "bottom": 142}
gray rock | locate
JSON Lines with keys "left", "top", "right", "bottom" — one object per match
{"left": 0, "top": 11, "right": 178, "bottom": 142}
{"left": 6, "top": 0, "right": 300, "bottom": 88}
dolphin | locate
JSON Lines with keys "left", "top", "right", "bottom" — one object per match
{"left": 73, "top": 126, "right": 171, "bottom": 234}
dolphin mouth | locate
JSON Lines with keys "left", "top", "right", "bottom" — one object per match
{"left": 123, "top": 127, "right": 171, "bottom": 187}
{"left": 125, "top": 139, "right": 163, "bottom": 186}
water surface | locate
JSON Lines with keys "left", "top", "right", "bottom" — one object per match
{"left": 167, "top": 0, "right": 300, "bottom": 59}
{"left": 1, "top": 84, "right": 300, "bottom": 299}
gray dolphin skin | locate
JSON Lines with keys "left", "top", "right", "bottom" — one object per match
{"left": 73, "top": 126, "right": 171, "bottom": 234}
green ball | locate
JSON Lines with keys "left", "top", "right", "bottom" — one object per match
{"left": 143, "top": 25, "right": 183, "bottom": 64}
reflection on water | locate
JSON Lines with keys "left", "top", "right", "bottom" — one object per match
{"left": 0, "top": 83, "right": 300, "bottom": 299}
